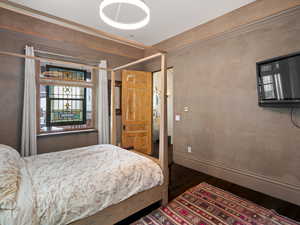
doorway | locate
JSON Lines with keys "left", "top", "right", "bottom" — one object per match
{"left": 152, "top": 68, "right": 174, "bottom": 161}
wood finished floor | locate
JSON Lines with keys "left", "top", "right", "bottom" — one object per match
{"left": 117, "top": 163, "right": 300, "bottom": 224}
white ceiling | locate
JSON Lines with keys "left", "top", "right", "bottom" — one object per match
{"left": 9, "top": 0, "right": 256, "bottom": 46}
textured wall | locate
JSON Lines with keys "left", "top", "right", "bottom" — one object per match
{"left": 0, "top": 29, "right": 134, "bottom": 153}
{"left": 145, "top": 8, "right": 300, "bottom": 205}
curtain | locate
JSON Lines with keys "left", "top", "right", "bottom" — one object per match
{"left": 21, "top": 46, "right": 37, "bottom": 157}
{"left": 98, "top": 60, "right": 109, "bottom": 144}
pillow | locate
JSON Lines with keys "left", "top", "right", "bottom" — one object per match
{"left": 0, "top": 144, "right": 21, "bottom": 210}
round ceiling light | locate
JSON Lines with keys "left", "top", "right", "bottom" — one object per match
{"left": 99, "top": 0, "right": 150, "bottom": 30}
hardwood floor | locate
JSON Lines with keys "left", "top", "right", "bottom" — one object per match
{"left": 117, "top": 163, "right": 300, "bottom": 224}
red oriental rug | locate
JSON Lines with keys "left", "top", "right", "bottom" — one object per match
{"left": 132, "top": 182, "right": 299, "bottom": 225}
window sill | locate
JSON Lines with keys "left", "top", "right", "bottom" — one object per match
{"left": 37, "top": 129, "right": 97, "bottom": 137}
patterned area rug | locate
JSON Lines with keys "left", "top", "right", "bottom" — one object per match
{"left": 132, "top": 182, "right": 299, "bottom": 225}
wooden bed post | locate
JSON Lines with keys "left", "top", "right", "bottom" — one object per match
{"left": 159, "top": 53, "right": 169, "bottom": 205}
{"left": 110, "top": 70, "right": 117, "bottom": 145}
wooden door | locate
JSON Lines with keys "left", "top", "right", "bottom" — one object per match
{"left": 122, "top": 70, "right": 152, "bottom": 155}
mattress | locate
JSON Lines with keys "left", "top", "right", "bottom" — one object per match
{"left": 1, "top": 145, "right": 163, "bottom": 225}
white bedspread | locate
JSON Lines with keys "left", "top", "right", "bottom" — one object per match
{"left": 1, "top": 145, "right": 163, "bottom": 225}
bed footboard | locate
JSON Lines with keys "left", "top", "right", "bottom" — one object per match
{"left": 69, "top": 184, "right": 165, "bottom": 225}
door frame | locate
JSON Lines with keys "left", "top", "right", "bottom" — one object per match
{"left": 151, "top": 67, "right": 174, "bottom": 145}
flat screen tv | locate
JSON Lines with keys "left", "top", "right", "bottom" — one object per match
{"left": 257, "top": 51, "right": 300, "bottom": 107}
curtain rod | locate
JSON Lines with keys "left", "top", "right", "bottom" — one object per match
{"left": 0, "top": 51, "right": 112, "bottom": 71}
{"left": 31, "top": 49, "right": 102, "bottom": 64}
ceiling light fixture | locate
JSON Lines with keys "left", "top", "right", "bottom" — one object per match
{"left": 99, "top": 0, "right": 150, "bottom": 30}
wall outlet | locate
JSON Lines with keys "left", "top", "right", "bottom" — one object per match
{"left": 187, "top": 145, "right": 192, "bottom": 153}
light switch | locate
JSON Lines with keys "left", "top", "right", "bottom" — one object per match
{"left": 175, "top": 114, "right": 181, "bottom": 121}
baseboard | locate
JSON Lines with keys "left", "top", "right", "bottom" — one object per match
{"left": 174, "top": 153, "right": 300, "bottom": 206}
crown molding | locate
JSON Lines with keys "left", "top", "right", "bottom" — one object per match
{"left": 0, "top": 7, "right": 145, "bottom": 59}
{"left": 167, "top": 5, "right": 300, "bottom": 56}
{"left": 0, "top": 0, "right": 150, "bottom": 50}
{"left": 151, "top": 0, "right": 300, "bottom": 53}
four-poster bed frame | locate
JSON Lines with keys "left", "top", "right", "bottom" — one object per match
{"left": 0, "top": 50, "right": 169, "bottom": 225}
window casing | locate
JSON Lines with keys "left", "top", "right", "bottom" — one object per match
{"left": 37, "top": 62, "right": 96, "bottom": 134}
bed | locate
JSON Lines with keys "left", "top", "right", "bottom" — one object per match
{"left": 0, "top": 52, "right": 168, "bottom": 225}
{"left": 0, "top": 144, "right": 167, "bottom": 225}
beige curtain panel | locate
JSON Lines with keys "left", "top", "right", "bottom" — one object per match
{"left": 21, "top": 45, "right": 37, "bottom": 157}
{"left": 98, "top": 60, "right": 109, "bottom": 144}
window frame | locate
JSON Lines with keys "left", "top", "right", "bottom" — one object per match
{"left": 45, "top": 85, "right": 87, "bottom": 127}
{"left": 36, "top": 61, "right": 97, "bottom": 135}
{"left": 45, "top": 65, "right": 88, "bottom": 127}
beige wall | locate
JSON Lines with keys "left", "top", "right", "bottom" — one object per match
{"left": 0, "top": 29, "right": 135, "bottom": 154}
{"left": 145, "top": 8, "right": 300, "bottom": 205}
{"left": 1, "top": 0, "right": 300, "bottom": 205}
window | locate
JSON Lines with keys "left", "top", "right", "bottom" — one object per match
{"left": 46, "top": 85, "right": 87, "bottom": 126}
{"left": 38, "top": 63, "right": 95, "bottom": 134}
